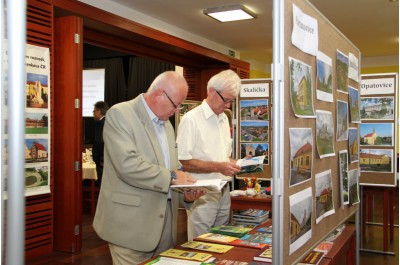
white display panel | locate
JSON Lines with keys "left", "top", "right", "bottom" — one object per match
{"left": 82, "top": 68, "right": 105, "bottom": 117}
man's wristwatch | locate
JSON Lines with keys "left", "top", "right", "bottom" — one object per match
{"left": 170, "top": 170, "right": 177, "bottom": 183}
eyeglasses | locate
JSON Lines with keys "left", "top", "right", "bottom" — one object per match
{"left": 215, "top": 89, "right": 235, "bottom": 104}
{"left": 163, "top": 91, "right": 183, "bottom": 110}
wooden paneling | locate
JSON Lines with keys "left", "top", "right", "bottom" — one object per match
{"left": 183, "top": 68, "right": 201, "bottom": 100}
{"left": 53, "top": 0, "right": 249, "bottom": 71}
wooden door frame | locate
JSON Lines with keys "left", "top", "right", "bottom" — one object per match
{"left": 53, "top": 15, "right": 83, "bottom": 253}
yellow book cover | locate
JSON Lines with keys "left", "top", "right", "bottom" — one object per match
{"left": 181, "top": 241, "right": 234, "bottom": 254}
{"left": 159, "top": 248, "right": 213, "bottom": 262}
{"left": 195, "top": 233, "right": 238, "bottom": 243}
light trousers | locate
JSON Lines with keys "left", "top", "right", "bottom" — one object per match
{"left": 186, "top": 186, "right": 231, "bottom": 241}
{"left": 108, "top": 200, "right": 173, "bottom": 265}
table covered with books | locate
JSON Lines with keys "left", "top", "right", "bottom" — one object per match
{"left": 139, "top": 220, "right": 273, "bottom": 265}
{"left": 139, "top": 218, "right": 355, "bottom": 265}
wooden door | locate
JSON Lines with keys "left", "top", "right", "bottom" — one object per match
{"left": 53, "top": 16, "right": 83, "bottom": 252}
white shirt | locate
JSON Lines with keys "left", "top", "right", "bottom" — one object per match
{"left": 176, "top": 100, "right": 232, "bottom": 181}
{"left": 140, "top": 94, "right": 170, "bottom": 168}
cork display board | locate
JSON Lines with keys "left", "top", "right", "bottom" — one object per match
{"left": 283, "top": 0, "right": 360, "bottom": 263}
{"left": 236, "top": 79, "right": 273, "bottom": 181}
{"left": 359, "top": 73, "right": 398, "bottom": 186}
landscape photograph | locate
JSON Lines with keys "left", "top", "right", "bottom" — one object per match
{"left": 316, "top": 51, "right": 333, "bottom": 102}
{"left": 240, "top": 121, "right": 268, "bottom": 142}
{"left": 360, "top": 96, "right": 394, "bottom": 120}
{"left": 336, "top": 50, "right": 349, "bottom": 94}
{"left": 289, "top": 128, "right": 313, "bottom": 186}
{"left": 289, "top": 57, "right": 315, "bottom": 118}
{"left": 360, "top": 123, "right": 393, "bottom": 146}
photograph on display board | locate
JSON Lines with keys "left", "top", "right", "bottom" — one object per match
{"left": 26, "top": 73, "right": 49, "bottom": 109}
{"left": 25, "top": 112, "right": 49, "bottom": 135}
{"left": 360, "top": 123, "right": 393, "bottom": 146}
{"left": 348, "top": 128, "right": 359, "bottom": 163}
{"left": 240, "top": 143, "right": 268, "bottom": 165}
{"left": 23, "top": 44, "right": 51, "bottom": 197}
{"left": 360, "top": 149, "right": 393, "bottom": 173}
{"left": 336, "top": 100, "right": 349, "bottom": 141}
{"left": 240, "top": 121, "right": 268, "bottom": 142}
{"left": 335, "top": 50, "right": 349, "bottom": 94}
{"left": 360, "top": 96, "right": 394, "bottom": 120}
{"left": 316, "top": 51, "right": 333, "bottom": 102}
{"left": 239, "top": 99, "right": 268, "bottom": 121}
{"left": 316, "top": 110, "right": 335, "bottom": 158}
{"left": 348, "top": 86, "right": 361, "bottom": 123}
{"left": 289, "top": 187, "right": 312, "bottom": 255}
{"left": 175, "top": 100, "right": 201, "bottom": 128}
{"left": 289, "top": 128, "right": 313, "bottom": 186}
{"left": 24, "top": 138, "right": 49, "bottom": 164}
{"left": 348, "top": 169, "right": 360, "bottom": 205}
{"left": 338, "top": 150, "right": 349, "bottom": 206}
{"left": 315, "top": 169, "right": 335, "bottom": 224}
{"left": 289, "top": 57, "right": 315, "bottom": 118}
{"left": 25, "top": 165, "right": 49, "bottom": 190}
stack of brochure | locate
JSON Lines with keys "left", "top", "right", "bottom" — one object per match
{"left": 232, "top": 209, "right": 270, "bottom": 226}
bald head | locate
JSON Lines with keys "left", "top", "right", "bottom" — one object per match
{"left": 144, "top": 71, "right": 189, "bottom": 120}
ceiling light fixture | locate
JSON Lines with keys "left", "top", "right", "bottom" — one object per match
{"left": 203, "top": 4, "right": 257, "bottom": 23}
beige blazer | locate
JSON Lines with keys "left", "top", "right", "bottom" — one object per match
{"left": 93, "top": 96, "right": 181, "bottom": 251}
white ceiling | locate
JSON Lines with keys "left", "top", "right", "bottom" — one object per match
{"left": 111, "top": 0, "right": 399, "bottom": 66}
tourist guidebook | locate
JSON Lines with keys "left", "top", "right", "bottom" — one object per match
{"left": 298, "top": 250, "right": 324, "bottom": 265}
{"left": 145, "top": 256, "right": 204, "bottom": 265}
{"left": 180, "top": 241, "right": 234, "bottom": 254}
{"left": 210, "top": 225, "right": 253, "bottom": 237}
{"left": 159, "top": 249, "right": 212, "bottom": 262}
{"left": 195, "top": 233, "right": 239, "bottom": 244}
{"left": 313, "top": 241, "right": 333, "bottom": 255}
{"left": 253, "top": 246, "right": 272, "bottom": 262}
{"left": 236, "top": 155, "right": 265, "bottom": 174}
{"left": 171, "top": 179, "right": 227, "bottom": 192}
{"left": 232, "top": 209, "right": 270, "bottom": 225}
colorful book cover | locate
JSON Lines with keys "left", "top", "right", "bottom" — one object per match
{"left": 210, "top": 225, "right": 253, "bottom": 237}
{"left": 255, "top": 226, "right": 273, "bottom": 234}
{"left": 298, "top": 250, "right": 325, "bottom": 265}
{"left": 181, "top": 241, "right": 234, "bottom": 254}
{"left": 201, "top": 258, "right": 249, "bottom": 265}
{"left": 236, "top": 209, "right": 269, "bottom": 217}
{"left": 313, "top": 241, "right": 333, "bottom": 255}
{"left": 160, "top": 248, "right": 213, "bottom": 262}
{"left": 230, "top": 238, "right": 268, "bottom": 249}
{"left": 196, "top": 233, "right": 239, "bottom": 243}
{"left": 253, "top": 246, "right": 272, "bottom": 262}
{"left": 239, "top": 234, "right": 272, "bottom": 245}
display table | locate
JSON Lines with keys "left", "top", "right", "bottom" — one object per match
{"left": 324, "top": 226, "right": 356, "bottom": 265}
{"left": 230, "top": 194, "right": 272, "bottom": 212}
{"left": 139, "top": 223, "right": 355, "bottom": 265}
{"left": 82, "top": 161, "right": 98, "bottom": 216}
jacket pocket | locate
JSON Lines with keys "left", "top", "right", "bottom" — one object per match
{"left": 112, "top": 192, "right": 142, "bottom": 206}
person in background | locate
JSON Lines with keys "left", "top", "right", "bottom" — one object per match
{"left": 176, "top": 69, "right": 242, "bottom": 241}
{"left": 92, "top": 101, "right": 109, "bottom": 186}
{"left": 93, "top": 71, "right": 206, "bottom": 265}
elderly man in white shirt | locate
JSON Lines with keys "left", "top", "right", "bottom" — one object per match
{"left": 176, "top": 69, "right": 242, "bottom": 241}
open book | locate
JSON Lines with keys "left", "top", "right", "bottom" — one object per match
{"left": 171, "top": 179, "right": 227, "bottom": 192}
{"left": 236, "top": 155, "right": 265, "bottom": 174}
